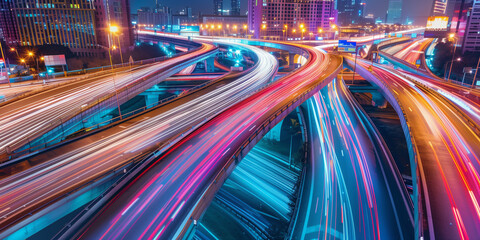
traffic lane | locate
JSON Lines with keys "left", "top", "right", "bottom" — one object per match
{"left": 0, "top": 45, "right": 277, "bottom": 232}
{"left": 77, "top": 48, "right": 338, "bottom": 239}
{"left": 0, "top": 44, "right": 216, "bottom": 156}
{"left": 371, "top": 66, "right": 480, "bottom": 239}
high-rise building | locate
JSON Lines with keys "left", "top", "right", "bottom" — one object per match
{"left": 1, "top": 0, "right": 98, "bottom": 56}
{"left": 214, "top": 0, "right": 223, "bottom": 15}
{"left": 387, "top": 0, "right": 403, "bottom": 24}
{"left": 138, "top": 7, "right": 172, "bottom": 27}
{"left": 0, "top": 0, "right": 17, "bottom": 45}
{"left": 94, "top": 0, "right": 134, "bottom": 53}
{"left": 0, "top": 0, "right": 133, "bottom": 56}
{"left": 337, "top": 0, "right": 366, "bottom": 25}
{"left": 231, "top": 0, "right": 241, "bottom": 15}
{"left": 450, "top": 0, "right": 471, "bottom": 48}
{"left": 248, "top": 0, "right": 337, "bottom": 39}
{"left": 463, "top": 0, "right": 480, "bottom": 52}
{"left": 432, "top": 0, "right": 449, "bottom": 15}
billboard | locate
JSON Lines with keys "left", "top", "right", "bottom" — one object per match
{"left": 44, "top": 55, "right": 66, "bottom": 66}
{"left": 424, "top": 16, "right": 449, "bottom": 38}
{"left": 338, "top": 40, "right": 357, "bottom": 53}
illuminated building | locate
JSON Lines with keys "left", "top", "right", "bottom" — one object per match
{"left": 337, "top": 0, "right": 366, "bottom": 25}
{"left": 214, "top": 0, "right": 223, "bottom": 16}
{"left": 0, "top": 0, "right": 133, "bottom": 56}
{"left": 387, "top": 0, "right": 403, "bottom": 24}
{"left": 248, "top": 0, "right": 337, "bottom": 39}
{"left": 0, "top": 0, "right": 97, "bottom": 56}
{"left": 231, "top": 0, "right": 241, "bottom": 16}
{"left": 463, "top": 0, "right": 480, "bottom": 52}
{"left": 432, "top": 0, "right": 449, "bottom": 15}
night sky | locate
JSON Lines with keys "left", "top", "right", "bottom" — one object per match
{"left": 131, "top": 0, "right": 435, "bottom": 25}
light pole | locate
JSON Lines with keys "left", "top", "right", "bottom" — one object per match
{"left": 447, "top": 34, "right": 458, "bottom": 82}
{"left": 318, "top": 28, "right": 323, "bottom": 40}
{"left": 106, "top": 26, "right": 122, "bottom": 120}
{"left": 284, "top": 25, "right": 288, "bottom": 41}
{"left": 444, "top": 58, "right": 461, "bottom": 81}
{"left": 109, "top": 25, "right": 124, "bottom": 66}
{"left": 262, "top": 24, "right": 266, "bottom": 39}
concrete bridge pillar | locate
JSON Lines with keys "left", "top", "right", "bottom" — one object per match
{"left": 288, "top": 53, "right": 297, "bottom": 68}
{"left": 204, "top": 57, "right": 215, "bottom": 73}
{"left": 372, "top": 92, "right": 388, "bottom": 108}
{"left": 145, "top": 94, "right": 159, "bottom": 109}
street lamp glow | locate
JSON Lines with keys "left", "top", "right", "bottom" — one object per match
{"left": 217, "top": 24, "right": 222, "bottom": 29}
{"left": 449, "top": 33, "right": 455, "bottom": 39}
{"left": 109, "top": 25, "right": 119, "bottom": 33}
{"left": 28, "top": 52, "right": 33, "bottom": 56}
{"left": 332, "top": 24, "right": 337, "bottom": 29}
{"left": 300, "top": 24, "right": 304, "bottom": 29}
{"left": 318, "top": 28, "right": 323, "bottom": 33}
{"left": 457, "top": 57, "right": 462, "bottom": 61}
{"left": 10, "top": 48, "right": 15, "bottom": 52}
{"left": 262, "top": 24, "right": 266, "bottom": 29}
{"left": 20, "top": 59, "right": 25, "bottom": 63}
{"left": 292, "top": 29, "right": 296, "bottom": 33}
{"left": 243, "top": 25, "right": 247, "bottom": 30}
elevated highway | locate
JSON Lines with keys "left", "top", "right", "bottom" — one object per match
{"left": 0, "top": 41, "right": 277, "bottom": 239}
{"left": 0, "top": 38, "right": 217, "bottom": 161}
{"left": 346, "top": 58, "right": 480, "bottom": 239}
{"left": 66, "top": 41, "right": 342, "bottom": 240}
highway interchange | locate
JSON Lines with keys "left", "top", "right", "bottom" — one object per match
{"left": 0, "top": 30, "right": 480, "bottom": 239}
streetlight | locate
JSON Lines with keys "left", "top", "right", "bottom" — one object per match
{"left": 284, "top": 24, "right": 288, "bottom": 41}
{"left": 447, "top": 34, "right": 458, "bottom": 82}
{"left": 109, "top": 25, "right": 124, "bottom": 65}
{"left": 262, "top": 24, "right": 267, "bottom": 39}
{"left": 444, "top": 57, "right": 461, "bottom": 81}
{"left": 301, "top": 28, "right": 306, "bottom": 40}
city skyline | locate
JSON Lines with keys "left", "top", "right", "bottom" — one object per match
{"left": 131, "top": 0, "right": 436, "bottom": 24}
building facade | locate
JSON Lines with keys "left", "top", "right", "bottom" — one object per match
{"left": 137, "top": 7, "right": 172, "bottom": 27}
{"left": 1, "top": 0, "right": 98, "bottom": 56}
{"left": 0, "top": 0, "right": 133, "bottom": 56}
{"left": 337, "top": 0, "right": 365, "bottom": 25}
{"left": 463, "top": 0, "right": 480, "bottom": 52}
{"left": 214, "top": 0, "right": 223, "bottom": 15}
{"left": 94, "top": 0, "right": 133, "bottom": 54}
{"left": 248, "top": 0, "right": 337, "bottom": 39}
{"left": 231, "top": 0, "right": 241, "bottom": 15}
{"left": 432, "top": 0, "right": 449, "bottom": 15}
{"left": 0, "top": 0, "right": 18, "bottom": 45}
{"left": 387, "top": 0, "right": 403, "bottom": 24}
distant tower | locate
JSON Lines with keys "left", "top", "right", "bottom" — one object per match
{"left": 214, "top": 0, "right": 223, "bottom": 15}
{"left": 387, "top": 0, "right": 403, "bottom": 24}
{"left": 432, "top": 0, "right": 449, "bottom": 15}
{"left": 231, "top": 0, "right": 241, "bottom": 15}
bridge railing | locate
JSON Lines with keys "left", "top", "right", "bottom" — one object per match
{"left": 1, "top": 70, "right": 217, "bottom": 164}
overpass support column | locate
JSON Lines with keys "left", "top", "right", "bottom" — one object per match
{"left": 371, "top": 92, "right": 388, "bottom": 108}
{"left": 288, "top": 53, "right": 296, "bottom": 68}
{"left": 145, "top": 94, "right": 159, "bottom": 109}
{"left": 204, "top": 57, "right": 215, "bottom": 73}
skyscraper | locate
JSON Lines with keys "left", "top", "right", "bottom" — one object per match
{"left": 214, "top": 0, "right": 223, "bottom": 15}
{"left": 463, "top": 0, "right": 480, "bottom": 52}
{"left": 387, "top": 0, "right": 403, "bottom": 24}
{"left": 0, "top": 0, "right": 17, "bottom": 45}
{"left": 337, "top": 0, "right": 366, "bottom": 25}
{"left": 0, "top": 0, "right": 98, "bottom": 56}
{"left": 248, "top": 0, "right": 337, "bottom": 39}
{"left": 432, "top": 0, "right": 449, "bottom": 15}
{"left": 0, "top": 0, "right": 133, "bottom": 56}
{"left": 231, "top": 0, "right": 241, "bottom": 15}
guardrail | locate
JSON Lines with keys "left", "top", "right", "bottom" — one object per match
{"left": 0, "top": 46, "right": 219, "bottom": 162}
{"left": 52, "top": 39, "right": 310, "bottom": 239}
{"left": 1, "top": 65, "right": 219, "bottom": 164}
